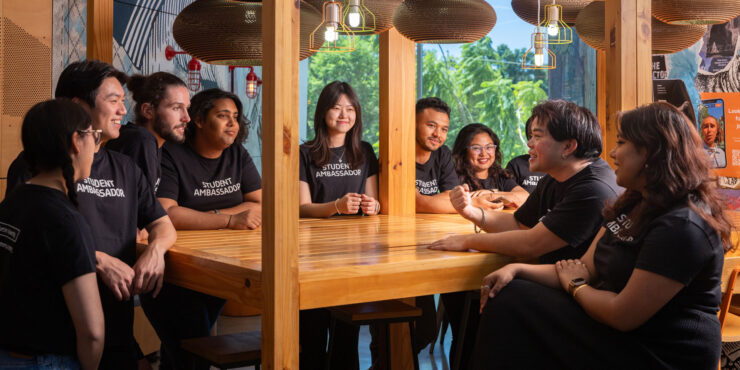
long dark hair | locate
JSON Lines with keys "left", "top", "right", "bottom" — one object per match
{"left": 128, "top": 72, "right": 186, "bottom": 126}
{"left": 603, "top": 102, "right": 733, "bottom": 251}
{"left": 186, "top": 88, "right": 249, "bottom": 145}
{"left": 452, "top": 123, "right": 510, "bottom": 191}
{"left": 305, "top": 81, "right": 364, "bottom": 169}
{"left": 21, "top": 99, "right": 92, "bottom": 207}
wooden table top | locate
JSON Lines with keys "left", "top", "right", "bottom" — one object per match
{"left": 163, "top": 214, "right": 517, "bottom": 309}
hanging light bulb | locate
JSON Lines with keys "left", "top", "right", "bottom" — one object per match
{"left": 347, "top": 0, "right": 361, "bottom": 27}
{"left": 187, "top": 58, "right": 201, "bottom": 92}
{"left": 309, "top": 1, "right": 355, "bottom": 53}
{"left": 534, "top": 32, "right": 545, "bottom": 66}
{"left": 546, "top": 5, "right": 560, "bottom": 36}
{"left": 324, "top": 2, "right": 340, "bottom": 42}
{"left": 245, "top": 66, "right": 262, "bottom": 99}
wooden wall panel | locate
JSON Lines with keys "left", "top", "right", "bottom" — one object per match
{"left": 597, "top": 50, "right": 607, "bottom": 162}
{"left": 0, "top": 0, "right": 53, "bottom": 199}
{"left": 379, "top": 28, "right": 416, "bottom": 216}
{"left": 604, "top": 0, "right": 652, "bottom": 168}
{"left": 261, "top": 0, "right": 300, "bottom": 369}
{"left": 87, "top": 0, "right": 113, "bottom": 63}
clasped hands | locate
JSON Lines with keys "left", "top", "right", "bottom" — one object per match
{"left": 336, "top": 192, "right": 380, "bottom": 215}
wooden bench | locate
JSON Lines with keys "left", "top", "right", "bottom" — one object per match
{"left": 180, "top": 331, "right": 261, "bottom": 370}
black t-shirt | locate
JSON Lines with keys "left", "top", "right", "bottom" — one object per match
{"left": 299, "top": 142, "right": 379, "bottom": 210}
{"left": 416, "top": 146, "right": 459, "bottom": 195}
{"left": 106, "top": 123, "right": 162, "bottom": 192}
{"left": 477, "top": 174, "right": 518, "bottom": 192}
{"left": 514, "top": 159, "right": 622, "bottom": 264}
{"left": 158, "top": 142, "right": 262, "bottom": 211}
{"left": 505, "top": 154, "right": 545, "bottom": 193}
{"left": 594, "top": 205, "right": 723, "bottom": 369}
{"left": 0, "top": 185, "right": 96, "bottom": 356}
{"left": 4, "top": 152, "right": 31, "bottom": 200}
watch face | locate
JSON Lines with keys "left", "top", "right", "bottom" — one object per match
{"left": 571, "top": 277, "right": 586, "bottom": 286}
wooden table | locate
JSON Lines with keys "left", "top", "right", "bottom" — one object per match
{"left": 161, "top": 214, "right": 516, "bottom": 367}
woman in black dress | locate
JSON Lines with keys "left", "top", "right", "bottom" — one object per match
{"left": 0, "top": 99, "right": 104, "bottom": 369}
{"left": 474, "top": 102, "right": 733, "bottom": 370}
{"left": 452, "top": 123, "right": 529, "bottom": 209}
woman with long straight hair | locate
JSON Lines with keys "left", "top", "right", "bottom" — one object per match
{"left": 473, "top": 102, "right": 733, "bottom": 370}
{"left": 299, "top": 80, "right": 380, "bottom": 218}
{"left": 452, "top": 123, "right": 529, "bottom": 209}
{"left": 0, "top": 99, "right": 104, "bottom": 369}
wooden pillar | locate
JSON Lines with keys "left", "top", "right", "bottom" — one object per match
{"left": 261, "top": 0, "right": 300, "bottom": 369}
{"left": 87, "top": 0, "right": 113, "bottom": 63}
{"left": 379, "top": 28, "right": 416, "bottom": 216}
{"left": 597, "top": 50, "right": 607, "bottom": 161}
{"left": 604, "top": 0, "right": 652, "bottom": 167}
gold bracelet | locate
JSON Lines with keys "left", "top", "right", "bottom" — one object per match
{"left": 572, "top": 284, "right": 588, "bottom": 298}
{"left": 374, "top": 201, "right": 380, "bottom": 215}
{"left": 334, "top": 199, "right": 342, "bottom": 215}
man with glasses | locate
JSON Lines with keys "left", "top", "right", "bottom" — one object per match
{"left": 5, "top": 60, "right": 177, "bottom": 369}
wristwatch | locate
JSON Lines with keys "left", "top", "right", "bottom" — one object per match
{"left": 568, "top": 277, "right": 588, "bottom": 297}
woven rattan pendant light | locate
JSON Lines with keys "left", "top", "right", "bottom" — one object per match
{"left": 392, "top": 0, "right": 497, "bottom": 44}
{"left": 512, "top": 0, "right": 593, "bottom": 26}
{"left": 306, "top": 0, "right": 402, "bottom": 35}
{"left": 173, "top": 0, "right": 323, "bottom": 65}
{"left": 652, "top": 0, "right": 740, "bottom": 25}
{"left": 575, "top": 1, "right": 707, "bottom": 54}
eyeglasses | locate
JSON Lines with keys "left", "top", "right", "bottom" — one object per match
{"left": 468, "top": 144, "right": 497, "bottom": 154}
{"left": 78, "top": 129, "right": 103, "bottom": 145}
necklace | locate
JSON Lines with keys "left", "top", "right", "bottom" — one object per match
{"left": 335, "top": 147, "right": 346, "bottom": 163}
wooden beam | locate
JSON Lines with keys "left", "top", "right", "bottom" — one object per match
{"left": 261, "top": 0, "right": 300, "bottom": 369}
{"left": 597, "top": 50, "right": 607, "bottom": 161}
{"left": 379, "top": 28, "right": 416, "bottom": 216}
{"left": 604, "top": 0, "right": 652, "bottom": 167}
{"left": 87, "top": 0, "right": 113, "bottom": 63}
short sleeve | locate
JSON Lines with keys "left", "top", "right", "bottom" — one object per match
{"left": 240, "top": 147, "right": 262, "bottom": 193}
{"left": 438, "top": 147, "right": 459, "bottom": 192}
{"left": 48, "top": 215, "right": 96, "bottom": 286}
{"left": 364, "top": 142, "right": 379, "bottom": 177}
{"left": 636, "top": 218, "right": 716, "bottom": 285}
{"left": 299, "top": 147, "right": 310, "bottom": 183}
{"left": 135, "top": 164, "right": 167, "bottom": 229}
{"left": 157, "top": 148, "right": 180, "bottom": 201}
{"left": 514, "top": 182, "right": 542, "bottom": 228}
{"left": 538, "top": 182, "right": 610, "bottom": 248}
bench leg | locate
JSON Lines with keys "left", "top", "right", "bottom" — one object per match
{"left": 408, "top": 321, "right": 420, "bottom": 370}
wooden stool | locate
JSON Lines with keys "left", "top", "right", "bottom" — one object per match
{"left": 180, "top": 331, "right": 261, "bottom": 370}
{"left": 328, "top": 300, "right": 422, "bottom": 370}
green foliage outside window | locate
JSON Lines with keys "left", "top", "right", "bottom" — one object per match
{"left": 306, "top": 35, "right": 549, "bottom": 164}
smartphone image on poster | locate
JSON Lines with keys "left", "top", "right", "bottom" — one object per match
{"left": 698, "top": 98, "right": 727, "bottom": 168}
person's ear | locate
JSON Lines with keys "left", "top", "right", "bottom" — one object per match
{"left": 141, "top": 102, "right": 155, "bottom": 121}
{"left": 71, "top": 98, "right": 92, "bottom": 115}
{"left": 562, "top": 138, "right": 578, "bottom": 158}
{"left": 70, "top": 131, "right": 82, "bottom": 155}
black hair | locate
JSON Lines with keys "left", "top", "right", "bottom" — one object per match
{"left": 55, "top": 60, "right": 128, "bottom": 108}
{"left": 21, "top": 99, "right": 92, "bottom": 207}
{"left": 530, "top": 99, "right": 602, "bottom": 160}
{"left": 524, "top": 115, "right": 535, "bottom": 140}
{"left": 305, "top": 81, "right": 365, "bottom": 169}
{"left": 186, "top": 88, "right": 249, "bottom": 145}
{"left": 452, "top": 123, "right": 511, "bottom": 190}
{"left": 416, "top": 97, "right": 451, "bottom": 118}
{"left": 128, "top": 72, "right": 187, "bottom": 126}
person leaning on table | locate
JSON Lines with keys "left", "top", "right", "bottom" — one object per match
{"left": 429, "top": 99, "right": 622, "bottom": 369}
{"left": 144, "top": 88, "right": 262, "bottom": 370}
{"left": 473, "top": 102, "right": 732, "bottom": 370}
{"left": 0, "top": 100, "right": 104, "bottom": 370}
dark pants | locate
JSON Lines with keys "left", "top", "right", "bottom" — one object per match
{"left": 140, "top": 283, "right": 226, "bottom": 370}
{"left": 99, "top": 280, "right": 138, "bottom": 369}
{"left": 441, "top": 291, "right": 479, "bottom": 370}
{"left": 473, "top": 279, "right": 672, "bottom": 370}
{"left": 299, "top": 308, "right": 363, "bottom": 370}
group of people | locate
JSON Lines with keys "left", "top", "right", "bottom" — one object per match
{"left": 0, "top": 58, "right": 732, "bottom": 370}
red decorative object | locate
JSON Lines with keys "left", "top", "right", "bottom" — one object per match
{"left": 229, "top": 66, "right": 263, "bottom": 99}
{"left": 165, "top": 45, "right": 201, "bottom": 92}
